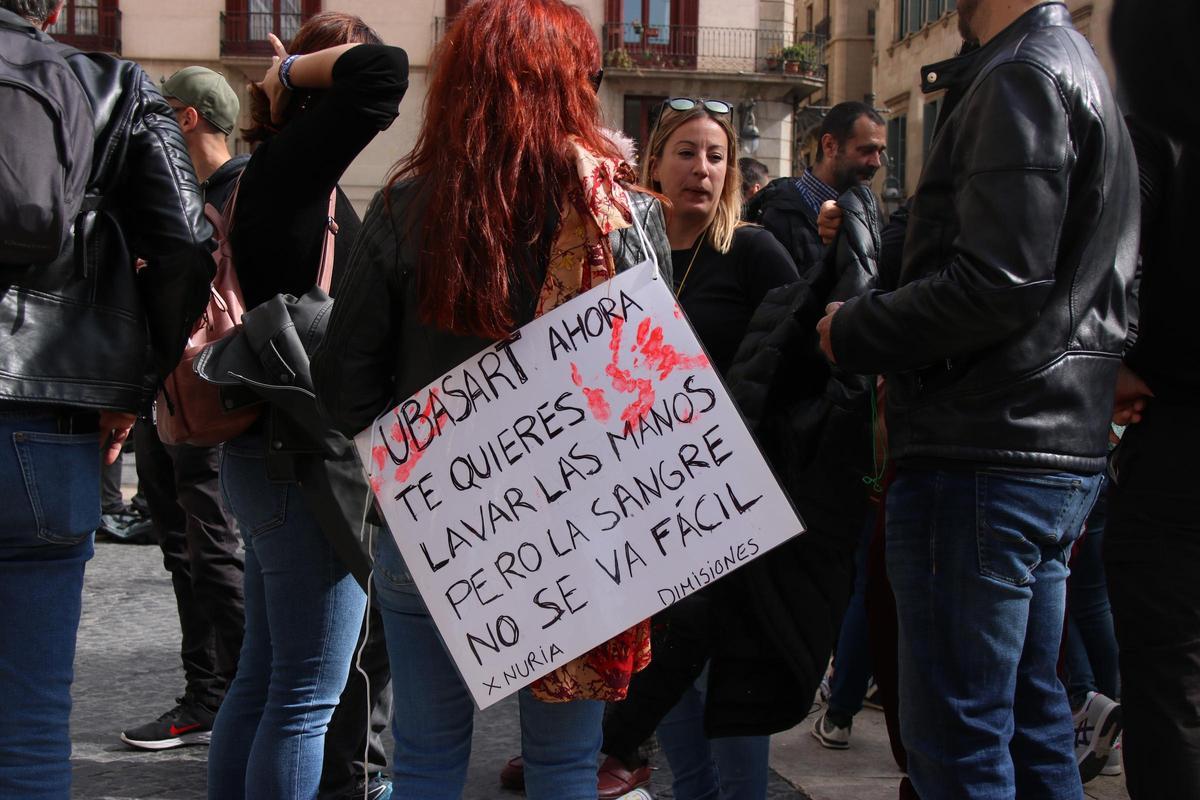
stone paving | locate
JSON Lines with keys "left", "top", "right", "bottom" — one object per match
{"left": 70, "top": 540, "right": 805, "bottom": 799}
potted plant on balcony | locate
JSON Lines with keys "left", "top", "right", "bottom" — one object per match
{"left": 765, "top": 48, "right": 782, "bottom": 73}
{"left": 782, "top": 43, "right": 820, "bottom": 76}
{"left": 605, "top": 47, "right": 634, "bottom": 69}
{"left": 781, "top": 44, "right": 805, "bottom": 73}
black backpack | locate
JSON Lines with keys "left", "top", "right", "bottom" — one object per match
{"left": 0, "top": 16, "right": 95, "bottom": 266}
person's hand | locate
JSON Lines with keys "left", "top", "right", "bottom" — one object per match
{"left": 98, "top": 411, "right": 137, "bottom": 466}
{"left": 817, "top": 301, "right": 844, "bottom": 363}
{"left": 1112, "top": 361, "right": 1153, "bottom": 426}
{"left": 257, "top": 32, "right": 291, "bottom": 126}
{"left": 818, "top": 200, "right": 844, "bottom": 245}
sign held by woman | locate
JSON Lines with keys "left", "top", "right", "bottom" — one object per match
{"left": 356, "top": 261, "right": 805, "bottom": 708}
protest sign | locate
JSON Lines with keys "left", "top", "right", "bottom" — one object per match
{"left": 355, "top": 261, "right": 805, "bottom": 708}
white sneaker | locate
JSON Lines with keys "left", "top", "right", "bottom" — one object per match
{"left": 811, "top": 708, "right": 851, "bottom": 750}
{"left": 1074, "top": 691, "right": 1122, "bottom": 784}
{"left": 1100, "top": 737, "right": 1123, "bottom": 777}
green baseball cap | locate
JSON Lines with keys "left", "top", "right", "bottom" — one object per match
{"left": 162, "top": 67, "right": 239, "bottom": 135}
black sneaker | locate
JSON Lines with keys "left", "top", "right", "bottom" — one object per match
{"left": 120, "top": 699, "right": 215, "bottom": 750}
{"left": 98, "top": 508, "right": 155, "bottom": 544}
{"left": 337, "top": 774, "right": 392, "bottom": 800}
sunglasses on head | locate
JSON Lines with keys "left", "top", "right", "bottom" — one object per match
{"left": 660, "top": 98, "right": 733, "bottom": 116}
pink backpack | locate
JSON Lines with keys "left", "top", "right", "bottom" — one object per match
{"left": 156, "top": 188, "right": 336, "bottom": 446}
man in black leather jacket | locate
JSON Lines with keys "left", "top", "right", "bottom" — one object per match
{"left": 815, "top": 3, "right": 1138, "bottom": 799}
{"left": 0, "top": 2, "right": 213, "bottom": 795}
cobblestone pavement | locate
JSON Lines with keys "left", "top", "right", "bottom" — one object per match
{"left": 71, "top": 540, "right": 806, "bottom": 799}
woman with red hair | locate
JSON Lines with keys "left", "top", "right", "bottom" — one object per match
{"left": 312, "top": 0, "right": 671, "bottom": 795}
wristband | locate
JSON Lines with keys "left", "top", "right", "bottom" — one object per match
{"left": 278, "top": 54, "right": 299, "bottom": 92}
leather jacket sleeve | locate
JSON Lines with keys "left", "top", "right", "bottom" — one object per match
{"left": 120, "top": 69, "right": 215, "bottom": 381}
{"left": 831, "top": 62, "right": 1070, "bottom": 374}
{"left": 312, "top": 189, "right": 405, "bottom": 439}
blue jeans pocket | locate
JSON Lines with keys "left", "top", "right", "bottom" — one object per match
{"left": 976, "top": 471, "right": 1091, "bottom": 587}
{"left": 372, "top": 528, "right": 414, "bottom": 586}
{"left": 10, "top": 430, "right": 101, "bottom": 545}
{"left": 220, "top": 450, "right": 289, "bottom": 537}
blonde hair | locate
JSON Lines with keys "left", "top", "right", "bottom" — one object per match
{"left": 641, "top": 104, "right": 743, "bottom": 254}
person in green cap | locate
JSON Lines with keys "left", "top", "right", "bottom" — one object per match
{"left": 119, "top": 65, "right": 248, "bottom": 755}
{"left": 161, "top": 66, "right": 247, "bottom": 211}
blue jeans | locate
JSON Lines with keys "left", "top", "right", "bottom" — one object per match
{"left": 828, "top": 513, "right": 877, "bottom": 720}
{"left": 208, "top": 438, "right": 366, "bottom": 800}
{"left": 656, "top": 666, "right": 770, "bottom": 800}
{"left": 886, "top": 467, "right": 1102, "bottom": 800}
{"left": 1064, "top": 481, "right": 1120, "bottom": 705}
{"left": 0, "top": 411, "right": 99, "bottom": 800}
{"left": 373, "top": 532, "right": 604, "bottom": 800}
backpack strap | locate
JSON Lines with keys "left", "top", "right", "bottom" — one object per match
{"left": 315, "top": 189, "right": 338, "bottom": 293}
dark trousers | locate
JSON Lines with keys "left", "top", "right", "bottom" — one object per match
{"left": 100, "top": 449, "right": 125, "bottom": 513}
{"left": 134, "top": 423, "right": 244, "bottom": 710}
{"left": 602, "top": 594, "right": 711, "bottom": 760}
{"left": 319, "top": 597, "right": 392, "bottom": 797}
{"left": 1105, "top": 402, "right": 1200, "bottom": 800}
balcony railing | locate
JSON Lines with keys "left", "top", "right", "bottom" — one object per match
{"left": 47, "top": 6, "right": 121, "bottom": 54}
{"left": 221, "top": 11, "right": 310, "bottom": 57}
{"left": 602, "top": 23, "right": 826, "bottom": 78}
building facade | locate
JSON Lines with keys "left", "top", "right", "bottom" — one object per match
{"left": 791, "top": 0, "right": 876, "bottom": 169}
{"left": 46, "top": 0, "right": 834, "bottom": 211}
{"left": 872, "top": 0, "right": 1116, "bottom": 202}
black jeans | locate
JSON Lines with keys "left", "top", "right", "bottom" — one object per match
{"left": 134, "top": 423, "right": 244, "bottom": 710}
{"left": 1105, "top": 401, "right": 1200, "bottom": 800}
{"left": 319, "top": 596, "right": 392, "bottom": 797}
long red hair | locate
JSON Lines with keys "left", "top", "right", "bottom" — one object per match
{"left": 390, "top": 0, "right": 619, "bottom": 338}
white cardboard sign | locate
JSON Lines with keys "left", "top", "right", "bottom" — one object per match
{"left": 356, "top": 261, "right": 805, "bottom": 708}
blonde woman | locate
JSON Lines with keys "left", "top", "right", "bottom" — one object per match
{"left": 597, "top": 99, "right": 801, "bottom": 800}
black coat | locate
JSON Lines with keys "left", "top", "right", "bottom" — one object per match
{"left": 605, "top": 189, "right": 882, "bottom": 742}
{"left": 0, "top": 8, "right": 213, "bottom": 412}
{"left": 745, "top": 176, "right": 827, "bottom": 275}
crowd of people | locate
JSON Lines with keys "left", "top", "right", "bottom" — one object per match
{"left": 0, "top": 0, "right": 1195, "bottom": 799}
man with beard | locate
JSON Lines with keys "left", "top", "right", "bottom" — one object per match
{"left": 746, "top": 101, "right": 885, "bottom": 274}
{"left": 815, "top": 1, "right": 1139, "bottom": 798}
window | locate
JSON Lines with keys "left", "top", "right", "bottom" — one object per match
{"left": 867, "top": 9, "right": 876, "bottom": 36}
{"left": 623, "top": 95, "right": 667, "bottom": 157}
{"left": 806, "top": 4, "right": 813, "bottom": 32}
{"left": 923, "top": 98, "right": 942, "bottom": 157}
{"left": 898, "top": 0, "right": 926, "bottom": 38}
{"left": 887, "top": 115, "right": 908, "bottom": 192}
{"left": 223, "top": 0, "right": 319, "bottom": 56}
{"left": 47, "top": 0, "right": 120, "bottom": 52}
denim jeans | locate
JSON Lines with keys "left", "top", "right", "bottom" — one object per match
{"left": 373, "top": 531, "right": 604, "bottom": 800}
{"left": 656, "top": 665, "right": 771, "bottom": 800}
{"left": 0, "top": 410, "right": 100, "bottom": 799}
{"left": 828, "top": 513, "right": 877, "bottom": 721}
{"left": 1064, "top": 481, "right": 1119, "bottom": 705}
{"left": 208, "top": 437, "right": 367, "bottom": 800}
{"left": 886, "top": 467, "right": 1102, "bottom": 800}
